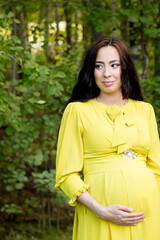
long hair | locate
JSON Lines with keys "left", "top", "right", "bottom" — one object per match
{"left": 67, "top": 36, "right": 144, "bottom": 103}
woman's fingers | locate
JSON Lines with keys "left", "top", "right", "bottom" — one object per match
{"left": 120, "top": 212, "right": 146, "bottom": 222}
{"left": 120, "top": 216, "right": 144, "bottom": 223}
{"left": 121, "top": 211, "right": 146, "bottom": 218}
{"left": 117, "top": 215, "right": 144, "bottom": 226}
{"left": 105, "top": 204, "right": 145, "bottom": 224}
{"left": 118, "top": 205, "right": 133, "bottom": 213}
{"left": 105, "top": 204, "right": 146, "bottom": 226}
{"left": 118, "top": 205, "right": 145, "bottom": 217}
{"left": 118, "top": 210, "right": 146, "bottom": 225}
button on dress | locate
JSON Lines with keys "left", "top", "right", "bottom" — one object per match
{"left": 55, "top": 99, "right": 160, "bottom": 240}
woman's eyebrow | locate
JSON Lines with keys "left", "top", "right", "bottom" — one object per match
{"left": 95, "top": 60, "right": 120, "bottom": 64}
{"left": 109, "top": 60, "right": 120, "bottom": 63}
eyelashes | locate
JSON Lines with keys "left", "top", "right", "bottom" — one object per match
{"left": 95, "top": 63, "right": 121, "bottom": 69}
{"left": 111, "top": 63, "right": 121, "bottom": 68}
{"left": 95, "top": 64, "right": 103, "bottom": 69}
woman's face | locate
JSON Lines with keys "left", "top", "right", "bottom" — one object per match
{"left": 94, "top": 46, "right": 122, "bottom": 97}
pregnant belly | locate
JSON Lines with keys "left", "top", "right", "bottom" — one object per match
{"left": 85, "top": 165, "right": 159, "bottom": 216}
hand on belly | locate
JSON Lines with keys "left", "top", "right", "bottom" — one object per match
{"left": 100, "top": 204, "right": 146, "bottom": 226}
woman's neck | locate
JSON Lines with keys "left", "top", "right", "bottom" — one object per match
{"left": 97, "top": 92, "right": 126, "bottom": 107}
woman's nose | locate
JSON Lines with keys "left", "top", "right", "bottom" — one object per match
{"left": 103, "top": 67, "right": 111, "bottom": 77}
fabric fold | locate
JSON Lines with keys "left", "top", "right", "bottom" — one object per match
{"left": 105, "top": 104, "right": 134, "bottom": 154}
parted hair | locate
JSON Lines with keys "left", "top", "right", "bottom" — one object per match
{"left": 67, "top": 36, "right": 144, "bottom": 104}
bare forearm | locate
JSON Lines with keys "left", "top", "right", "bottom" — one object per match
{"left": 77, "top": 190, "right": 105, "bottom": 218}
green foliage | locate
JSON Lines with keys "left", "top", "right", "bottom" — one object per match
{"left": 142, "top": 76, "right": 160, "bottom": 131}
{"left": 0, "top": 222, "right": 72, "bottom": 240}
{"left": 1, "top": 203, "right": 23, "bottom": 215}
{"left": 0, "top": 8, "right": 82, "bottom": 224}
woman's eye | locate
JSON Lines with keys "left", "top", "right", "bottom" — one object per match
{"left": 95, "top": 64, "right": 103, "bottom": 69}
{"left": 111, "top": 63, "right": 120, "bottom": 68}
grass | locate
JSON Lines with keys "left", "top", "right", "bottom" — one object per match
{"left": 0, "top": 222, "right": 72, "bottom": 240}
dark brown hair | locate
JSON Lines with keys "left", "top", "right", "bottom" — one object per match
{"left": 68, "top": 36, "right": 144, "bottom": 103}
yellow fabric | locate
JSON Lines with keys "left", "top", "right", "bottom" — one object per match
{"left": 55, "top": 99, "right": 160, "bottom": 240}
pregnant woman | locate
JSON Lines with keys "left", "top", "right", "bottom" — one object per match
{"left": 55, "top": 36, "right": 160, "bottom": 240}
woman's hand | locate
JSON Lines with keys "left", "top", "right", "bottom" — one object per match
{"left": 98, "top": 204, "right": 146, "bottom": 226}
{"left": 78, "top": 191, "right": 146, "bottom": 226}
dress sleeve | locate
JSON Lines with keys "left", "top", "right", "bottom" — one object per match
{"left": 147, "top": 103, "right": 160, "bottom": 193}
{"left": 55, "top": 103, "right": 89, "bottom": 206}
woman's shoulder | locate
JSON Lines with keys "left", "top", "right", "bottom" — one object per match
{"left": 131, "top": 99, "right": 153, "bottom": 113}
{"left": 65, "top": 100, "right": 92, "bottom": 112}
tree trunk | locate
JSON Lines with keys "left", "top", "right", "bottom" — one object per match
{"left": 112, "top": 0, "right": 117, "bottom": 37}
{"left": 47, "top": 191, "right": 51, "bottom": 229}
{"left": 90, "top": 0, "right": 103, "bottom": 42}
{"left": 11, "top": 6, "right": 16, "bottom": 94}
{"left": 54, "top": 0, "right": 59, "bottom": 55}
{"left": 140, "top": 0, "right": 149, "bottom": 79}
{"left": 81, "top": 1, "right": 90, "bottom": 48}
{"left": 19, "top": 11, "right": 28, "bottom": 50}
{"left": 120, "top": 0, "right": 129, "bottom": 42}
{"left": 44, "top": 0, "right": 50, "bottom": 59}
{"left": 16, "top": 9, "right": 28, "bottom": 80}
{"left": 63, "top": 0, "right": 72, "bottom": 46}
{"left": 74, "top": 10, "right": 78, "bottom": 42}
{"left": 54, "top": 0, "right": 59, "bottom": 42}
{"left": 154, "top": 4, "right": 160, "bottom": 76}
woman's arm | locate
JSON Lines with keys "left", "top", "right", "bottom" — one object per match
{"left": 78, "top": 191, "right": 145, "bottom": 226}
{"left": 55, "top": 103, "right": 89, "bottom": 206}
{"left": 147, "top": 103, "right": 160, "bottom": 193}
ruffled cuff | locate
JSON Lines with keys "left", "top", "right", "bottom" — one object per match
{"left": 68, "top": 183, "right": 89, "bottom": 206}
{"left": 55, "top": 173, "right": 89, "bottom": 206}
{"left": 55, "top": 175, "right": 68, "bottom": 190}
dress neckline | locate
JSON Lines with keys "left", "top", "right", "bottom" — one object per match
{"left": 89, "top": 98, "right": 132, "bottom": 110}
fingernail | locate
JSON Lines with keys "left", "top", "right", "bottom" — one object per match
{"left": 129, "top": 208, "right": 133, "bottom": 211}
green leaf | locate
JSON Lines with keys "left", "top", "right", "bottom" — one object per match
{"left": 140, "top": 16, "right": 153, "bottom": 23}
{"left": 46, "top": 81, "right": 64, "bottom": 97}
{"left": 0, "top": 14, "right": 4, "bottom": 19}
{"left": 36, "top": 100, "right": 46, "bottom": 104}
{"left": 29, "top": 73, "right": 38, "bottom": 80}
{"left": 15, "top": 183, "right": 24, "bottom": 189}
{"left": 39, "top": 70, "right": 46, "bottom": 77}
{"left": 5, "top": 203, "right": 23, "bottom": 214}
{"left": 6, "top": 185, "right": 13, "bottom": 191}
{"left": 24, "top": 68, "right": 32, "bottom": 76}
{"left": 16, "top": 86, "right": 27, "bottom": 93}
{"left": 36, "top": 77, "right": 46, "bottom": 83}
{"left": 34, "top": 150, "right": 43, "bottom": 166}
{"left": 10, "top": 46, "right": 23, "bottom": 51}
{"left": 23, "top": 80, "right": 34, "bottom": 87}
{"left": 6, "top": 127, "right": 15, "bottom": 136}
{"left": 14, "top": 19, "right": 20, "bottom": 24}
{"left": 12, "top": 35, "right": 21, "bottom": 44}
{"left": 56, "top": 71, "right": 66, "bottom": 78}
{"left": 45, "top": 86, "right": 56, "bottom": 96}
{"left": 33, "top": 92, "right": 40, "bottom": 97}
{"left": 36, "top": 54, "right": 46, "bottom": 63}
{"left": 8, "top": 12, "right": 14, "bottom": 18}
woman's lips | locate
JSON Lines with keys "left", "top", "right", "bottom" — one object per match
{"left": 102, "top": 81, "right": 114, "bottom": 86}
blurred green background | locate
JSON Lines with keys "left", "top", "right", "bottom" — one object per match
{"left": 0, "top": 0, "right": 160, "bottom": 239}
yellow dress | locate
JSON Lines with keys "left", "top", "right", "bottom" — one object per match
{"left": 55, "top": 99, "right": 160, "bottom": 240}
